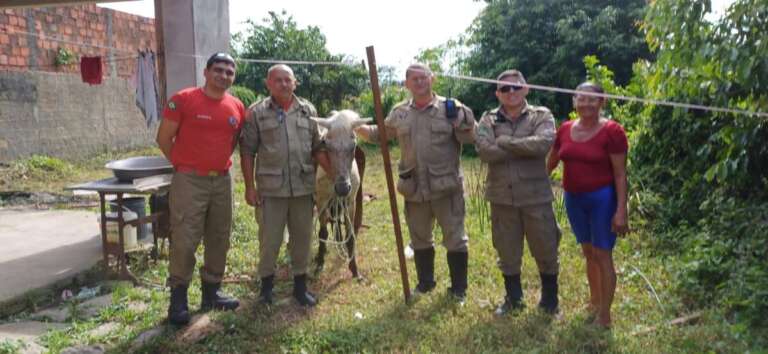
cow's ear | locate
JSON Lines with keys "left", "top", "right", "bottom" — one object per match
{"left": 328, "top": 110, "right": 339, "bottom": 117}
{"left": 351, "top": 118, "right": 373, "bottom": 129}
{"left": 310, "top": 117, "right": 331, "bottom": 129}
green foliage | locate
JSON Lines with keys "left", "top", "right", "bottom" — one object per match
{"left": 412, "top": 39, "right": 469, "bottom": 98}
{"left": 0, "top": 339, "right": 26, "bottom": 354}
{"left": 229, "top": 85, "right": 260, "bottom": 108}
{"left": 8, "top": 155, "right": 74, "bottom": 182}
{"left": 351, "top": 84, "right": 409, "bottom": 120}
{"left": 639, "top": 0, "right": 768, "bottom": 198}
{"left": 454, "top": 0, "right": 651, "bottom": 119}
{"left": 347, "top": 83, "right": 408, "bottom": 148}
{"left": 608, "top": 0, "right": 768, "bottom": 327}
{"left": 54, "top": 47, "right": 74, "bottom": 67}
{"left": 232, "top": 11, "right": 368, "bottom": 115}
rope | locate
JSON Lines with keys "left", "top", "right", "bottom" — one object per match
{"left": 316, "top": 195, "right": 357, "bottom": 263}
{"left": 628, "top": 262, "right": 667, "bottom": 315}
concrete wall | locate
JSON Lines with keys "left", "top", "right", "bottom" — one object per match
{"left": 161, "top": 0, "right": 229, "bottom": 99}
{"left": 0, "top": 70, "right": 154, "bottom": 161}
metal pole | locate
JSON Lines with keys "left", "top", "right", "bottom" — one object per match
{"left": 365, "top": 46, "right": 411, "bottom": 303}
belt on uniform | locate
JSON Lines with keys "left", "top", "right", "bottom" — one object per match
{"left": 175, "top": 166, "right": 229, "bottom": 177}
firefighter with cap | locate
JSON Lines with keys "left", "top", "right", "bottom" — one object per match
{"left": 156, "top": 52, "right": 245, "bottom": 326}
{"left": 355, "top": 63, "right": 476, "bottom": 303}
{"left": 240, "top": 64, "right": 329, "bottom": 307}
{"left": 475, "top": 69, "right": 561, "bottom": 315}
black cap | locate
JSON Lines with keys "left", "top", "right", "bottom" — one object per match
{"left": 206, "top": 52, "right": 236, "bottom": 69}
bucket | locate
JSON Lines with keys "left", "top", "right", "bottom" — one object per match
{"left": 110, "top": 197, "right": 148, "bottom": 240}
{"left": 101, "top": 209, "right": 138, "bottom": 251}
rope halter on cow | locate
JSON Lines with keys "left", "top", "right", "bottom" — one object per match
{"left": 317, "top": 195, "right": 356, "bottom": 262}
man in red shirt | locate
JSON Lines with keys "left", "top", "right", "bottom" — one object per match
{"left": 156, "top": 52, "right": 245, "bottom": 326}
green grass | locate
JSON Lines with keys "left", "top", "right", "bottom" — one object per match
{"left": 0, "top": 147, "right": 161, "bottom": 196}
{"left": 3, "top": 146, "right": 766, "bottom": 353}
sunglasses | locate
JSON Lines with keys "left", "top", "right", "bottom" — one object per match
{"left": 498, "top": 84, "right": 523, "bottom": 93}
{"left": 212, "top": 67, "right": 235, "bottom": 76}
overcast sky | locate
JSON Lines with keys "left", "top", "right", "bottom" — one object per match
{"left": 99, "top": 0, "right": 735, "bottom": 73}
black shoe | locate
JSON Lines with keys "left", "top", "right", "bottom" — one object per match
{"left": 495, "top": 274, "right": 524, "bottom": 315}
{"left": 168, "top": 285, "right": 190, "bottom": 326}
{"left": 201, "top": 281, "right": 240, "bottom": 311}
{"left": 413, "top": 247, "right": 437, "bottom": 294}
{"left": 293, "top": 274, "right": 317, "bottom": 307}
{"left": 539, "top": 273, "right": 559, "bottom": 314}
{"left": 259, "top": 275, "right": 275, "bottom": 305}
{"left": 447, "top": 251, "right": 468, "bottom": 302}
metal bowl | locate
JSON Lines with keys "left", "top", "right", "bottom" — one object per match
{"left": 105, "top": 156, "right": 173, "bottom": 182}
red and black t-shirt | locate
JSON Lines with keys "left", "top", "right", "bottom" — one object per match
{"left": 162, "top": 87, "right": 245, "bottom": 171}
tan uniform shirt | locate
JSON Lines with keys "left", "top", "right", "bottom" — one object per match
{"left": 240, "top": 95, "right": 323, "bottom": 198}
{"left": 475, "top": 103, "right": 555, "bottom": 207}
{"left": 368, "top": 95, "right": 476, "bottom": 202}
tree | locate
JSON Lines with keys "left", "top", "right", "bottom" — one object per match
{"left": 456, "top": 0, "right": 651, "bottom": 118}
{"left": 232, "top": 11, "right": 368, "bottom": 115}
{"left": 229, "top": 85, "right": 260, "bottom": 108}
{"left": 625, "top": 0, "right": 768, "bottom": 326}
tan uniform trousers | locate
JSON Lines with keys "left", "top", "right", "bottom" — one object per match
{"left": 405, "top": 191, "right": 468, "bottom": 252}
{"left": 491, "top": 202, "right": 560, "bottom": 276}
{"left": 168, "top": 172, "right": 233, "bottom": 287}
{"left": 256, "top": 195, "right": 314, "bottom": 278}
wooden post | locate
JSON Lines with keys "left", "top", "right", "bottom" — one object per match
{"left": 365, "top": 46, "right": 411, "bottom": 303}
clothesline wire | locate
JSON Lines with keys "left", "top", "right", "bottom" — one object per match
{"left": 437, "top": 72, "right": 768, "bottom": 119}
{"left": 2, "top": 26, "right": 765, "bottom": 118}
{"left": 0, "top": 26, "right": 140, "bottom": 55}
{"left": 0, "top": 55, "right": 138, "bottom": 69}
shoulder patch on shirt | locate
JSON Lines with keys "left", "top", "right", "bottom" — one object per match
{"left": 529, "top": 105, "right": 551, "bottom": 114}
{"left": 168, "top": 101, "right": 177, "bottom": 110}
{"left": 478, "top": 123, "right": 492, "bottom": 137}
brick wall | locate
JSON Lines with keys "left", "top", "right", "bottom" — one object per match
{"left": 0, "top": 5, "right": 157, "bottom": 161}
{"left": 0, "top": 4, "right": 155, "bottom": 78}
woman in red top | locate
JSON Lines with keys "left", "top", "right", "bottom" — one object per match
{"left": 547, "top": 82, "right": 629, "bottom": 328}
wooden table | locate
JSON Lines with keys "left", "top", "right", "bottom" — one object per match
{"left": 66, "top": 177, "right": 170, "bottom": 284}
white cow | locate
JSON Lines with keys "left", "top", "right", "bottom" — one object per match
{"left": 311, "top": 110, "right": 371, "bottom": 277}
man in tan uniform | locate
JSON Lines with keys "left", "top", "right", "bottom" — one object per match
{"left": 475, "top": 70, "right": 561, "bottom": 315}
{"left": 240, "top": 64, "right": 327, "bottom": 307}
{"left": 355, "top": 64, "right": 476, "bottom": 302}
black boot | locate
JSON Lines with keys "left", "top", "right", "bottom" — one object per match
{"left": 446, "top": 251, "right": 468, "bottom": 302}
{"left": 168, "top": 285, "right": 190, "bottom": 326}
{"left": 413, "top": 247, "right": 437, "bottom": 293}
{"left": 259, "top": 275, "right": 274, "bottom": 305}
{"left": 495, "top": 274, "right": 524, "bottom": 315}
{"left": 201, "top": 281, "right": 240, "bottom": 311}
{"left": 293, "top": 274, "right": 317, "bottom": 307}
{"left": 539, "top": 273, "right": 559, "bottom": 314}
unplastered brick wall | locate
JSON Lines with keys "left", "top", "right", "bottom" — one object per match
{"left": 0, "top": 4, "right": 155, "bottom": 78}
